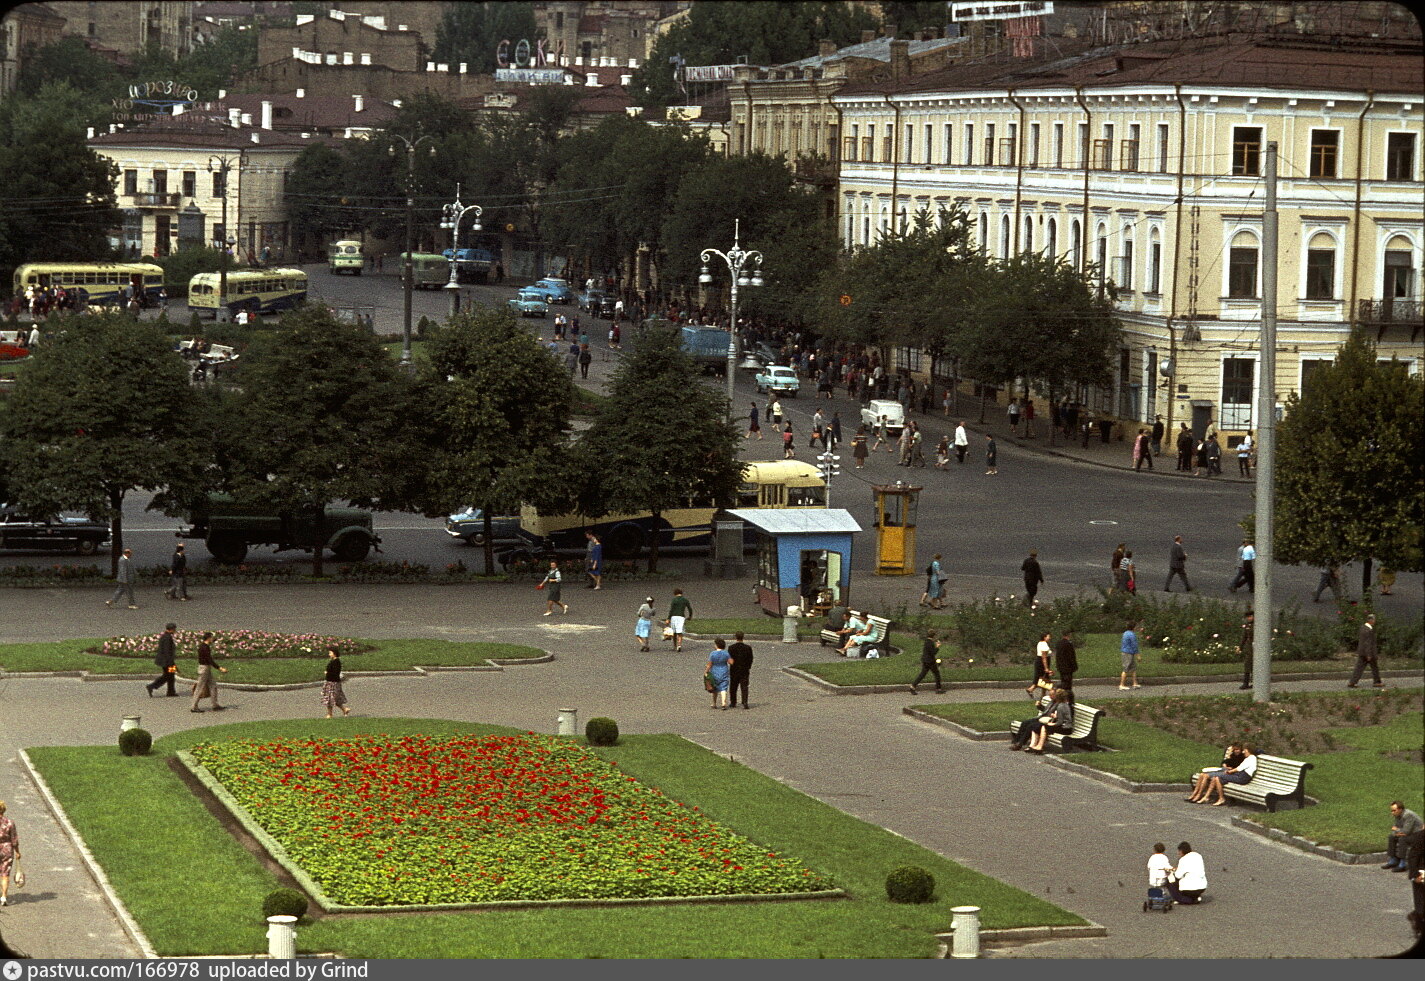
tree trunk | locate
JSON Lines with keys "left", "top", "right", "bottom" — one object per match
{"left": 978, "top": 385, "right": 987, "bottom": 424}
{"left": 1361, "top": 557, "right": 1372, "bottom": 598}
{"left": 482, "top": 511, "right": 495, "bottom": 576}
{"left": 108, "top": 489, "right": 125, "bottom": 578}
{"left": 1048, "top": 384, "right": 1058, "bottom": 447}
{"left": 312, "top": 504, "right": 325, "bottom": 578}
{"left": 647, "top": 508, "right": 661, "bottom": 574}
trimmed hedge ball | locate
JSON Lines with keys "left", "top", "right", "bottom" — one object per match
{"left": 585, "top": 717, "right": 620, "bottom": 746}
{"left": 118, "top": 728, "right": 152, "bottom": 757}
{"left": 885, "top": 866, "right": 936, "bottom": 904}
{"left": 262, "top": 888, "right": 310, "bottom": 920}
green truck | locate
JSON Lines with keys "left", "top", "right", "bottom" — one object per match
{"left": 178, "top": 495, "right": 382, "bottom": 565}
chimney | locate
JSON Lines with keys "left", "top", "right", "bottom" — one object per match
{"left": 260, "top": 100, "right": 273, "bottom": 129}
{"left": 884, "top": 21, "right": 898, "bottom": 38}
{"left": 353, "top": 94, "right": 364, "bottom": 112}
{"left": 620, "top": 73, "right": 632, "bottom": 86}
{"left": 342, "top": 51, "right": 353, "bottom": 65}
{"left": 426, "top": 61, "right": 435, "bottom": 71}
{"left": 240, "top": 112, "right": 253, "bottom": 126}
{"left": 228, "top": 107, "right": 241, "bottom": 127}
{"left": 629, "top": 57, "right": 639, "bottom": 68}
{"left": 890, "top": 39, "right": 910, "bottom": 80}
{"left": 218, "top": 88, "right": 227, "bottom": 99}
{"left": 87, "top": 126, "right": 95, "bottom": 139}
{"left": 109, "top": 124, "right": 117, "bottom": 133}
{"left": 574, "top": 55, "right": 583, "bottom": 66}
{"left": 438, "top": 63, "right": 448, "bottom": 72}
{"left": 391, "top": 98, "right": 402, "bottom": 108}
{"left": 173, "top": 104, "right": 185, "bottom": 116}
{"left": 296, "top": 88, "right": 305, "bottom": 98}
{"left": 360, "top": 52, "right": 371, "bottom": 65}
{"left": 860, "top": 29, "right": 875, "bottom": 43}
{"left": 586, "top": 73, "right": 598, "bottom": 86}
{"left": 819, "top": 38, "right": 837, "bottom": 57}
{"left": 459, "top": 62, "right": 467, "bottom": 73}
{"left": 250, "top": 131, "right": 259, "bottom": 143}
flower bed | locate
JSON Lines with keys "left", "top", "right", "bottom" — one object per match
{"left": 190, "top": 732, "right": 832, "bottom": 906}
{"left": 92, "top": 630, "right": 370, "bottom": 660}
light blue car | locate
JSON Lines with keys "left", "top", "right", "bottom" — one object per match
{"left": 529, "top": 277, "right": 575, "bottom": 304}
{"left": 507, "top": 288, "right": 548, "bottom": 318}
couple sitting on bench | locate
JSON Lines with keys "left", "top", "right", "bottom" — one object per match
{"left": 1010, "top": 689, "right": 1073, "bottom": 753}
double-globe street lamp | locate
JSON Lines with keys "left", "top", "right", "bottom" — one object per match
{"left": 389, "top": 134, "right": 436, "bottom": 367}
{"left": 699, "top": 219, "right": 763, "bottom": 420}
{"left": 439, "top": 182, "right": 483, "bottom": 320}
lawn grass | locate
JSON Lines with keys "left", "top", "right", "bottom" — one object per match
{"left": 0, "top": 638, "right": 545, "bottom": 685}
{"left": 796, "top": 631, "right": 1396, "bottom": 686}
{"left": 910, "top": 696, "right": 1425, "bottom": 854}
{"left": 29, "top": 717, "right": 1085, "bottom": 957}
{"left": 570, "top": 385, "right": 610, "bottom": 417}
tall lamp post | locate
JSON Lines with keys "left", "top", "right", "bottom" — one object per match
{"left": 440, "top": 182, "right": 483, "bottom": 321}
{"left": 699, "top": 219, "right": 763, "bottom": 420}
{"left": 207, "top": 154, "right": 239, "bottom": 321}
{"left": 389, "top": 134, "right": 435, "bottom": 367}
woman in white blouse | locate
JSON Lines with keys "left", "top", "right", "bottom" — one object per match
{"left": 1203, "top": 743, "right": 1257, "bottom": 806}
{"left": 1165, "top": 842, "right": 1208, "bottom": 905}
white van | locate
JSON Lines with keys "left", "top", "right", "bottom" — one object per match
{"left": 861, "top": 399, "right": 906, "bottom": 436}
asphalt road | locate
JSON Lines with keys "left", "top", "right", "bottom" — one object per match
{"left": 5, "top": 263, "right": 1419, "bottom": 616}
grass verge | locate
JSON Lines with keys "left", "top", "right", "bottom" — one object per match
{"left": 796, "top": 632, "right": 1405, "bottom": 686}
{"left": 910, "top": 695, "right": 1424, "bottom": 854}
{"left": 0, "top": 638, "right": 545, "bottom": 686}
{"left": 29, "top": 717, "right": 1085, "bottom": 957}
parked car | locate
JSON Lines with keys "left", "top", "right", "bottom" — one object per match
{"left": 577, "top": 288, "right": 607, "bottom": 313}
{"left": 754, "top": 365, "right": 801, "bottom": 397}
{"left": 444, "top": 507, "right": 522, "bottom": 547}
{"left": 861, "top": 399, "right": 906, "bottom": 436}
{"left": 0, "top": 506, "right": 109, "bottom": 554}
{"left": 507, "top": 289, "right": 548, "bottom": 318}
{"left": 177, "top": 494, "right": 381, "bottom": 565}
{"left": 529, "top": 277, "right": 575, "bottom": 304}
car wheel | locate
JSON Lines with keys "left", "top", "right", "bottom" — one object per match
{"left": 76, "top": 538, "right": 99, "bottom": 556}
{"left": 465, "top": 531, "right": 487, "bottom": 547}
{"left": 207, "top": 536, "right": 248, "bottom": 565}
{"left": 330, "top": 535, "right": 371, "bottom": 562}
{"left": 605, "top": 524, "right": 644, "bottom": 560}
{"left": 353, "top": 268, "right": 361, "bottom": 276}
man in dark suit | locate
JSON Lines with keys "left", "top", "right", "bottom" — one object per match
{"left": 1347, "top": 613, "right": 1383, "bottom": 688}
{"left": 1054, "top": 628, "right": 1079, "bottom": 701}
{"left": 1021, "top": 550, "right": 1044, "bottom": 608}
{"left": 1237, "top": 611, "right": 1255, "bottom": 690}
{"left": 726, "top": 631, "right": 755, "bottom": 710}
{"left": 1175, "top": 424, "right": 1194, "bottom": 471}
{"left": 1164, "top": 536, "right": 1192, "bottom": 592}
{"left": 146, "top": 622, "right": 178, "bottom": 697}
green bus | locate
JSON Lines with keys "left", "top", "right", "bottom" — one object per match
{"left": 327, "top": 240, "right": 365, "bottom": 275}
{"left": 400, "top": 253, "right": 451, "bottom": 289}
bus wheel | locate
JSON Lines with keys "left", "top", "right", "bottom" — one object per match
{"left": 605, "top": 525, "right": 644, "bottom": 560}
{"left": 330, "top": 535, "right": 371, "bottom": 562}
{"left": 208, "top": 536, "right": 248, "bottom": 565}
{"left": 352, "top": 267, "right": 362, "bottom": 276}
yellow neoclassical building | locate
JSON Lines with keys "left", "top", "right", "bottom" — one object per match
{"left": 832, "top": 32, "right": 1423, "bottom": 441}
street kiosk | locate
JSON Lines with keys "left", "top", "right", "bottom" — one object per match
{"left": 727, "top": 508, "right": 861, "bottom": 617}
{"left": 872, "top": 482, "right": 921, "bottom": 575}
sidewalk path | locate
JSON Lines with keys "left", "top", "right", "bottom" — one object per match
{"left": 0, "top": 577, "right": 1417, "bottom": 959}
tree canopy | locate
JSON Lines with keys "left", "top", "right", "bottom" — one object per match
{"left": 433, "top": 2, "right": 539, "bottom": 75}
{"left": 1275, "top": 333, "right": 1424, "bottom": 575}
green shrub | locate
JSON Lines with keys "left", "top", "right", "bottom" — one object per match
{"left": 885, "top": 866, "right": 936, "bottom": 904}
{"left": 261, "top": 887, "right": 309, "bottom": 920}
{"left": 118, "top": 728, "right": 152, "bottom": 756}
{"left": 585, "top": 717, "right": 619, "bottom": 746}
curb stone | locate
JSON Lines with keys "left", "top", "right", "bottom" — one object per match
{"left": 19, "top": 749, "right": 156, "bottom": 959}
{"left": 934, "top": 921, "right": 1109, "bottom": 950}
{"left": 787, "top": 666, "right": 1422, "bottom": 695}
{"left": 902, "top": 706, "right": 1011, "bottom": 740}
{"left": 1229, "top": 815, "right": 1389, "bottom": 865}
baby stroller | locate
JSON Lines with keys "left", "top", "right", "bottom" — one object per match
{"left": 1143, "top": 886, "right": 1173, "bottom": 913}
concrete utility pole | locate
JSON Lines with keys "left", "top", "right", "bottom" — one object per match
{"left": 1252, "top": 141, "right": 1277, "bottom": 704}
{"left": 389, "top": 134, "right": 435, "bottom": 367}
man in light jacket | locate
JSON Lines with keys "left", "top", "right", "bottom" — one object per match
{"left": 106, "top": 548, "right": 138, "bottom": 609}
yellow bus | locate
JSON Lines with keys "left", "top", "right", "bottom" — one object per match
{"left": 13, "top": 262, "right": 164, "bottom": 308}
{"left": 517, "top": 460, "right": 826, "bottom": 559}
{"left": 187, "top": 268, "right": 307, "bottom": 319}
{"left": 328, "top": 240, "right": 365, "bottom": 275}
{"left": 400, "top": 252, "right": 451, "bottom": 289}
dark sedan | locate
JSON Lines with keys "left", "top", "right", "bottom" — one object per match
{"left": 0, "top": 508, "right": 110, "bottom": 554}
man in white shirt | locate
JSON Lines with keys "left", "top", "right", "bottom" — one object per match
{"left": 1165, "top": 842, "right": 1208, "bottom": 904}
{"left": 1230, "top": 539, "right": 1256, "bottom": 593}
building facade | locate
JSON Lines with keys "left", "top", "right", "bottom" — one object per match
{"left": 46, "top": 0, "right": 193, "bottom": 57}
{"left": 0, "top": 2, "right": 66, "bottom": 97}
{"left": 832, "top": 33, "right": 1424, "bottom": 440}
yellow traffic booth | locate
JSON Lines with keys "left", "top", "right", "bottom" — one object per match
{"left": 872, "top": 482, "right": 921, "bottom": 575}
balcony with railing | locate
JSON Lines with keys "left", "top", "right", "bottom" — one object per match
{"left": 131, "top": 191, "right": 182, "bottom": 208}
{"left": 1356, "top": 298, "right": 1422, "bottom": 326}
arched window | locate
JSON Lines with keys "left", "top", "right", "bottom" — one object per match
{"left": 1071, "top": 218, "right": 1082, "bottom": 270}
{"left": 1096, "top": 222, "right": 1108, "bottom": 285}
{"left": 1023, "top": 215, "right": 1034, "bottom": 254}
{"left": 1228, "top": 229, "right": 1259, "bottom": 298}
{"left": 1121, "top": 224, "right": 1135, "bottom": 290}
{"left": 1304, "top": 231, "right": 1336, "bottom": 300}
{"left": 979, "top": 212, "right": 989, "bottom": 252}
{"left": 1148, "top": 227, "right": 1162, "bottom": 293}
{"left": 1000, "top": 214, "right": 1010, "bottom": 259}
{"left": 1046, "top": 217, "right": 1058, "bottom": 259}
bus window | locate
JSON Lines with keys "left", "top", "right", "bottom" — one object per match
{"left": 760, "top": 484, "right": 785, "bottom": 508}
{"left": 787, "top": 486, "right": 825, "bottom": 507}
{"left": 736, "top": 484, "right": 759, "bottom": 508}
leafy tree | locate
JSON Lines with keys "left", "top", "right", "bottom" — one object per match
{"left": 132, "top": 27, "right": 258, "bottom": 102}
{"left": 223, "top": 306, "right": 422, "bottom": 575}
{"left": 433, "top": 2, "right": 539, "bottom": 75}
{"left": 879, "top": 2, "right": 952, "bottom": 34}
{"left": 0, "top": 313, "right": 206, "bottom": 574}
{"left": 13, "top": 37, "right": 122, "bottom": 125}
{"left": 576, "top": 328, "right": 741, "bottom": 572}
{"left": 634, "top": 2, "right": 880, "bottom": 107}
{"left": 0, "top": 83, "right": 121, "bottom": 279}
{"left": 154, "top": 246, "right": 226, "bottom": 298}
{"left": 1275, "top": 333, "right": 1424, "bottom": 577}
{"left": 284, "top": 144, "right": 356, "bottom": 253}
{"left": 419, "top": 306, "right": 577, "bottom": 571}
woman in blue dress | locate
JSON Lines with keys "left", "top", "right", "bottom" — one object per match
{"left": 926, "top": 554, "right": 946, "bottom": 610}
{"left": 706, "top": 638, "right": 733, "bottom": 710}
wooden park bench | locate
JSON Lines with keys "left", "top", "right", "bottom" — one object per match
{"left": 819, "top": 610, "right": 866, "bottom": 646}
{"left": 1010, "top": 703, "right": 1106, "bottom": 752}
{"left": 1190, "top": 754, "right": 1313, "bottom": 812}
{"left": 820, "top": 613, "right": 892, "bottom": 658}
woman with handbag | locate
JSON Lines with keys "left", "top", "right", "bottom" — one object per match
{"left": 705, "top": 638, "right": 733, "bottom": 710}
{"left": 540, "top": 559, "right": 568, "bottom": 616}
{"left": 1025, "top": 631, "right": 1054, "bottom": 696}
{"left": 0, "top": 799, "right": 20, "bottom": 906}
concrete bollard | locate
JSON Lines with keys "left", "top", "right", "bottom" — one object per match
{"left": 265, "top": 915, "right": 297, "bottom": 959}
{"left": 782, "top": 606, "right": 800, "bottom": 643}
{"left": 950, "top": 905, "right": 981, "bottom": 959}
{"left": 120, "top": 715, "right": 142, "bottom": 734}
{"left": 557, "top": 708, "right": 577, "bottom": 736}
